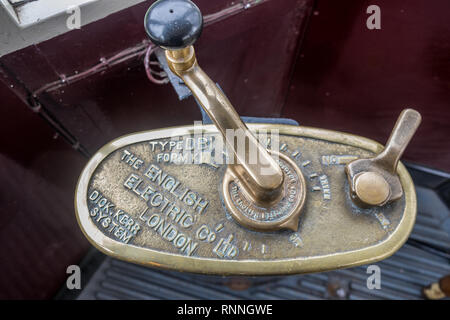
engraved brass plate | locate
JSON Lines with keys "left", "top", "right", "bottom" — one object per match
{"left": 75, "top": 124, "right": 416, "bottom": 275}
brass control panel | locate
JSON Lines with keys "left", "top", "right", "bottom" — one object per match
{"left": 74, "top": 0, "right": 421, "bottom": 275}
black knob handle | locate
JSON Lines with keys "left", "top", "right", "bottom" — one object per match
{"left": 144, "top": 0, "right": 203, "bottom": 49}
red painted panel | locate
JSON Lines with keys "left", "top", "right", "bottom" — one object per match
{"left": 282, "top": 0, "right": 450, "bottom": 171}
{"left": 0, "top": 81, "right": 89, "bottom": 299}
{"left": 1, "top": 0, "right": 312, "bottom": 154}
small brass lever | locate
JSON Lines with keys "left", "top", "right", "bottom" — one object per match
{"left": 164, "top": 47, "right": 284, "bottom": 204}
{"left": 346, "top": 109, "right": 422, "bottom": 206}
{"left": 144, "top": 0, "right": 308, "bottom": 231}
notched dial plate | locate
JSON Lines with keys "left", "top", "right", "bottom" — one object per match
{"left": 75, "top": 124, "right": 416, "bottom": 275}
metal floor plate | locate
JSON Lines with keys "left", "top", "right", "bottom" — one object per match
{"left": 76, "top": 164, "right": 450, "bottom": 300}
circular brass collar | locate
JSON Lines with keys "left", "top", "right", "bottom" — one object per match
{"left": 222, "top": 151, "right": 306, "bottom": 231}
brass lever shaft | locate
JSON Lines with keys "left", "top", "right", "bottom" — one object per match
{"left": 373, "top": 109, "right": 422, "bottom": 173}
{"left": 166, "top": 47, "right": 284, "bottom": 204}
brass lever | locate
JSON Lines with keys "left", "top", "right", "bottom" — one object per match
{"left": 165, "top": 47, "right": 284, "bottom": 204}
{"left": 145, "top": 0, "right": 306, "bottom": 231}
{"left": 346, "top": 109, "right": 422, "bottom": 206}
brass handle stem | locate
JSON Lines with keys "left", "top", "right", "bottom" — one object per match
{"left": 374, "top": 109, "right": 422, "bottom": 173}
{"left": 166, "top": 47, "right": 284, "bottom": 204}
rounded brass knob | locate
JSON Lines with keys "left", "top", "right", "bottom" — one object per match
{"left": 354, "top": 172, "right": 390, "bottom": 206}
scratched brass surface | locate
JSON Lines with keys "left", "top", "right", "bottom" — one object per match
{"left": 75, "top": 124, "right": 416, "bottom": 275}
